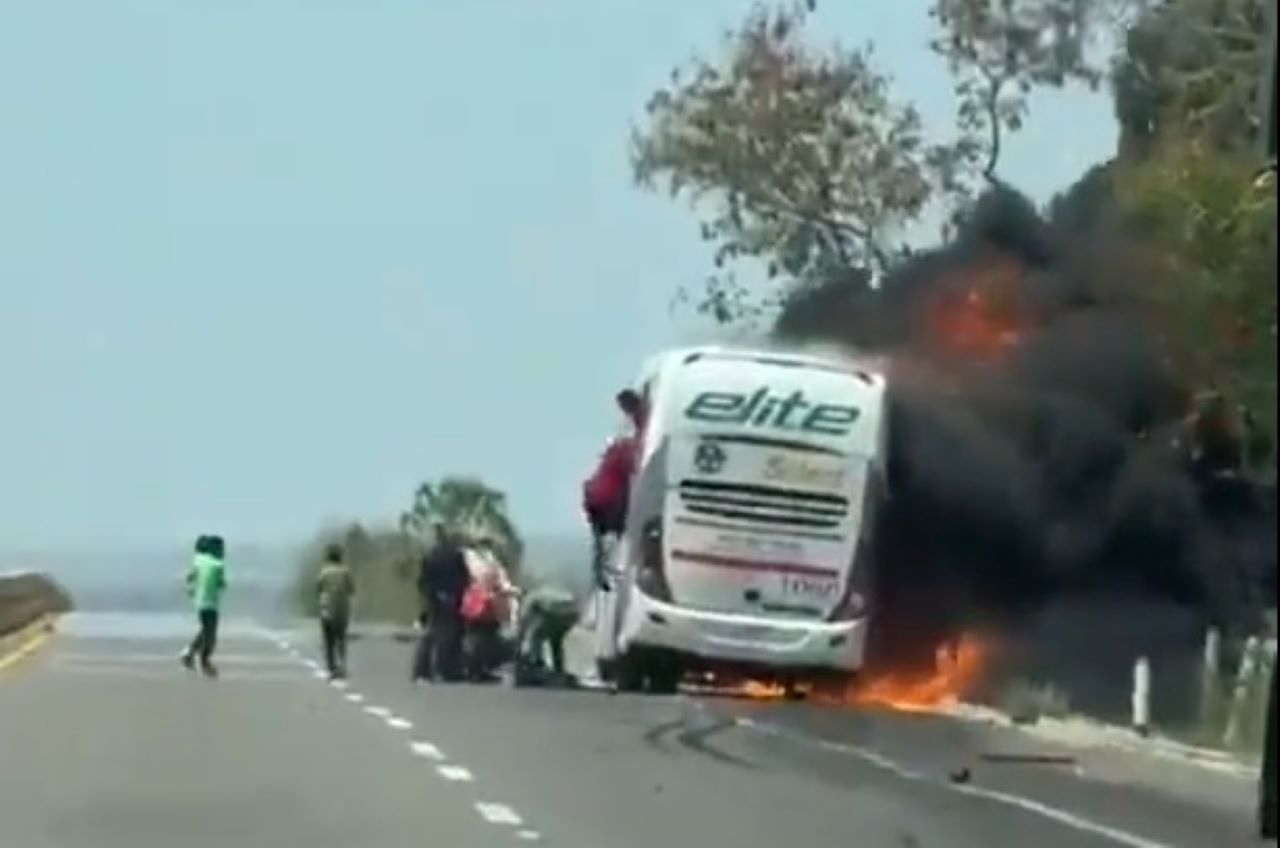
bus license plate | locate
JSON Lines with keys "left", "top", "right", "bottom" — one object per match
{"left": 781, "top": 574, "right": 839, "bottom": 602}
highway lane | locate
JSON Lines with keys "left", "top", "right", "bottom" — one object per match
{"left": 317, "top": 625, "right": 1264, "bottom": 848}
{"left": 0, "top": 614, "right": 519, "bottom": 848}
{"left": 0, "top": 614, "right": 1263, "bottom": 848}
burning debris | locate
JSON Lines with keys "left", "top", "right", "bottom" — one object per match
{"left": 775, "top": 186, "right": 1276, "bottom": 706}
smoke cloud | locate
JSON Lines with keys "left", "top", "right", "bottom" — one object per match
{"left": 774, "top": 187, "right": 1276, "bottom": 680}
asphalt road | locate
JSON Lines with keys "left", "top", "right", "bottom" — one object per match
{"left": 0, "top": 613, "right": 1265, "bottom": 848}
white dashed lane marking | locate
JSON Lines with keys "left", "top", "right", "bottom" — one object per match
{"left": 437, "top": 765, "right": 475, "bottom": 783}
{"left": 280, "top": 635, "right": 544, "bottom": 844}
{"left": 410, "top": 741, "right": 445, "bottom": 761}
{"left": 476, "top": 803, "right": 523, "bottom": 826}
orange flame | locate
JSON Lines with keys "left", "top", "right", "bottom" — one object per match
{"left": 710, "top": 634, "right": 991, "bottom": 714}
{"left": 927, "top": 258, "right": 1026, "bottom": 361}
{"left": 839, "top": 634, "right": 989, "bottom": 713}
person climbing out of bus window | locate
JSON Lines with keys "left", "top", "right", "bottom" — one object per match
{"left": 582, "top": 388, "right": 645, "bottom": 591}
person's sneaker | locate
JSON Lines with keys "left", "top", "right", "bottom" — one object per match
{"left": 180, "top": 652, "right": 195, "bottom": 671}
{"left": 200, "top": 661, "right": 219, "bottom": 679}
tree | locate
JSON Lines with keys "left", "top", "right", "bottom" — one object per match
{"left": 930, "top": 0, "right": 1111, "bottom": 181}
{"left": 400, "top": 476, "right": 525, "bottom": 574}
{"left": 291, "top": 522, "right": 422, "bottom": 622}
{"left": 1112, "top": 0, "right": 1270, "bottom": 156}
{"left": 1118, "top": 140, "right": 1277, "bottom": 463}
{"left": 631, "top": 2, "right": 969, "bottom": 323}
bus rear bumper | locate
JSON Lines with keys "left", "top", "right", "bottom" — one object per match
{"left": 617, "top": 592, "right": 868, "bottom": 674}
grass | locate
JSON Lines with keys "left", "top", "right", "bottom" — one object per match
{"left": 1165, "top": 640, "right": 1275, "bottom": 759}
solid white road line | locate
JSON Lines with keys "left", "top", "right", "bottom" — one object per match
{"left": 735, "top": 717, "right": 1176, "bottom": 848}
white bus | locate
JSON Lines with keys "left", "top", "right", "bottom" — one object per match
{"left": 593, "top": 345, "right": 889, "bottom": 694}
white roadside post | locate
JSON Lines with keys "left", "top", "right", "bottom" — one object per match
{"left": 1200, "top": 627, "right": 1222, "bottom": 727}
{"left": 1132, "top": 656, "right": 1152, "bottom": 737}
{"left": 1223, "top": 636, "right": 1261, "bottom": 749}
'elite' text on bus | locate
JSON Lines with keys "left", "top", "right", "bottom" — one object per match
{"left": 684, "top": 388, "right": 860, "bottom": 436}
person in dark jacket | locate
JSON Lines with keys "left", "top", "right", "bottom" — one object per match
{"left": 412, "top": 522, "right": 472, "bottom": 683}
{"left": 582, "top": 389, "right": 645, "bottom": 590}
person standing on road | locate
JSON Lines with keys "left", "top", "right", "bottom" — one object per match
{"left": 582, "top": 389, "right": 645, "bottom": 591}
{"left": 412, "top": 522, "right": 471, "bottom": 683}
{"left": 181, "top": 534, "right": 227, "bottom": 677}
{"left": 315, "top": 543, "right": 356, "bottom": 680}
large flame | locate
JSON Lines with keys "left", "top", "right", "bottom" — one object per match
{"left": 707, "top": 634, "right": 991, "bottom": 714}
{"left": 836, "top": 634, "right": 989, "bottom": 713}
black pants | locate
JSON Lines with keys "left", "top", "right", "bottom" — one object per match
{"left": 321, "top": 617, "right": 349, "bottom": 677}
{"left": 187, "top": 609, "right": 219, "bottom": 667}
{"left": 413, "top": 598, "right": 464, "bottom": 682}
{"left": 464, "top": 620, "right": 504, "bottom": 680}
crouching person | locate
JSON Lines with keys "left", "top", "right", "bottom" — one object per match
{"left": 513, "top": 584, "right": 581, "bottom": 688}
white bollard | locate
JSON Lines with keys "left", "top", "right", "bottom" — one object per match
{"left": 1201, "top": 627, "right": 1222, "bottom": 725}
{"left": 1132, "top": 656, "right": 1152, "bottom": 736}
{"left": 1223, "top": 636, "right": 1261, "bottom": 748}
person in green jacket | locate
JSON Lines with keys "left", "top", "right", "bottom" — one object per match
{"left": 181, "top": 534, "right": 227, "bottom": 677}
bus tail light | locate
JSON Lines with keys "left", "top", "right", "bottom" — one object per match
{"left": 830, "top": 469, "right": 885, "bottom": 623}
{"left": 634, "top": 517, "right": 673, "bottom": 602}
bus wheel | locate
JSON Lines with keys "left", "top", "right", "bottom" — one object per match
{"left": 646, "top": 660, "right": 682, "bottom": 696}
{"left": 614, "top": 652, "right": 646, "bottom": 693}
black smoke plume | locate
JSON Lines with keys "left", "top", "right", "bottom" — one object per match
{"left": 775, "top": 186, "right": 1276, "bottom": 698}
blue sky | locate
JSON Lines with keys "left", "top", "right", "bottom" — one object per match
{"left": 0, "top": 1, "right": 1117, "bottom": 552}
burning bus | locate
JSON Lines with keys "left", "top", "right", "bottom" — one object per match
{"left": 592, "top": 345, "right": 890, "bottom": 695}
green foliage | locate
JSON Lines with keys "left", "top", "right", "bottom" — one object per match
{"left": 400, "top": 476, "right": 524, "bottom": 575}
{"left": 1112, "top": 0, "right": 1269, "bottom": 155}
{"left": 631, "top": 2, "right": 968, "bottom": 323}
{"left": 1118, "top": 140, "right": 1277, "bottom": 462}
{"left": 292, "top": 522, "right": 423, "bottom": 623}
{"left": 931, "top": 0, "right": 1110, "bottom": 180}
{"left": 630, "top": 0, "right": 1122, "bottom": 322}
{"left": 292, "top": 475, "right": 524, "bottom": 621}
